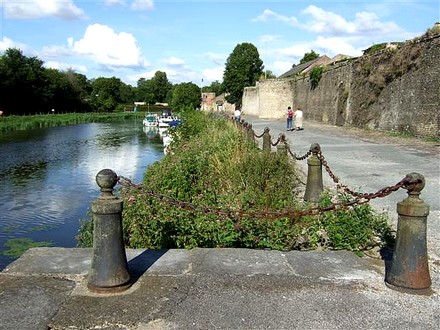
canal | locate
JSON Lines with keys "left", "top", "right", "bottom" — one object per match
{"left": 0, "top": 120, "right": 165, "bottom": 270}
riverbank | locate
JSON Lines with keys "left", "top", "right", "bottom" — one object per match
{"left": 0, "top": 111, "right": 141, "bottom": 132}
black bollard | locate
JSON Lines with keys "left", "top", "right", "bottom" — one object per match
{"left": 87, "top": 169, "right": 131, "bottom": 293}
{"left": 276, "top": 134, "right": 288, "bottom": 156}
{"left": 385, "top": 173, "right": 431, "bottom": 295}
{"left": 304, "top": 143, "right": 323, "bottom": 202}
{"left": 262, "top": 127, "right": 271, "bottom": 154}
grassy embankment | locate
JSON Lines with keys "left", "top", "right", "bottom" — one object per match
{"left": 78, "top": 111, "right": 393, "bottom": 255}
{"left": 0, "top": 111, "right": 143, "bottom": 132}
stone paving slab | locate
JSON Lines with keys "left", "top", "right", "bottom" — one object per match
{"left": 1, "top": 247, "right": 439, "bottom": 330}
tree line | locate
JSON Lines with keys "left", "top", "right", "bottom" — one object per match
{"left": 0, "top": 43, "right": 274, "bottom": 116}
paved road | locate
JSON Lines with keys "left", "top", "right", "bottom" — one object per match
{"left": 245, "top": 116, "right": 440, "bottom": 262}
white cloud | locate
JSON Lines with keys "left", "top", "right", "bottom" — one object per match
{"left": 43, "top": 61, "right": 88, "bottom": 74}
{"left": 131, "top": 0, "right": 154, "bottom": 11}
{"left": 254, "top": 5, "right": 405, "bottom": 38}
{"left": 0, "top": 37, "right": 28, "bottom": 52}
{"left": 202, "top": 66, "right": 224, "bottom": 82}
{"left": 302, "top": 5, "right": 404, "bottom": 37}
{"left": 271, "top": 61, "right": 292, "bottom": 76}
{"left": 276, "top": 42, "right": 313, "bottom": 59}
{"left": 104, "top": 0, "right": 126, "bottom": 6}
{"left": 312, "top": 36, "right": 363, "bottom": 57}
{"left": 164, "top": 56, "right": 185, "bottom": 67}
{"left": 252, "top": 9, "right": 299, "bottom": 27}
{"left": 3, "top": 0, "right": 86, "bottom": 20}
{"left": 259, "top": 34, "right": 281, "bottom": 45}
{"left": 301, "top": 5, "right": 356, "bottom": 34}
{"left": 70, "top": 24, "right": 148, "bottom": 69}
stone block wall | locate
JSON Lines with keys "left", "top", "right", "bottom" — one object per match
{"left": 242, "top": 33, "right": 439, "bottom": 138}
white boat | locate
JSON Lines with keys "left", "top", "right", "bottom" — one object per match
{"left": 142, "top": 113, "right": 159, "bottom": 127}
{"left": 158, "top": 110, "right": 181, "bottom": 128}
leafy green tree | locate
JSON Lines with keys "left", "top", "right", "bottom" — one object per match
{"left": 223, "top": 43, "right": 263, "bottom": 106}
{"left": 260, "top": 70, "right": 277, "bottom": 80}
{"left": 136, "top": 71, "right": 172, "bottom": 105}
{"left": 202, "top": 80, "right": 224, "bottom": 96}
{"left": 0, "top": 48, "right": 46, "bottom": 115}
{"left": 170, "top": 82, "right": 200, "bottom": 110}
{"left": 299, "top": 50, "right": 319, "bottom": 65}
{"left": 90, "top": 77, "right": 126, "bottom": 112}
{"left": 136, "top": 78, "right": 155, "bottom": 104}
{"left": 151, "top": 71, "right": 172, "bottom": 103}
{"left": 43, "top": 68, "right": 83, "bottom": 113}
{"left": 64, "top": 69, "right": 92, "bottom": 105}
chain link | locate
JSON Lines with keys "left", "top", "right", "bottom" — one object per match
{"left": 117, "top": 174, "right": 408, "bottom": 221}
{"left": 316, "top": 150, "right": 420, "bottom": 200}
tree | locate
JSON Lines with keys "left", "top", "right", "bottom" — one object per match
{"left": 151, "top": 71, "right": 171, "bottom": 103}
{"left": 299, "top": 50, "right": 319, "bottom": 65}
{"left": 90, "top": 77, "right": 126, "bottom": 112}
{"left": 136, "top": 71, "right": 172, "bottom": 104}
{"left": 223, "top": 43, "right": 263, "bottom": 106}
{"left": 260, "top": 70, "right": 277, "bottom": 80}
{"left": 170, "top": 82, "right": 200, "bottom": 110}
{"left": 202, "top": 80, "right": 224, "bottom": 96}
{"left": 0, "top": 48, "right": 46, "bottom": 115}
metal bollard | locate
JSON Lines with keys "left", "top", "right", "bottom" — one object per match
{"left": 303, "top": 143, "right": 323, "bottom": 202}
{"left": 276, "top": 134, "right": 288, "bottom": 156}
{"left": 262, "top": 127, "right": 271, "bottom": 154}
{"left": 385, "top": 172, "right": 431, "bottom": 295}
{"left": 87, "top": 169, "right": 131, "bottom": 293}
{"left": 248, "top": 123, "right": 255, "bottom": 142}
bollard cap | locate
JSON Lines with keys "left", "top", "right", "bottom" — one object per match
{"left": 310, "top": 143, "right": 321, "bottom": 154}
{"left": 96, "top": 169, "right": 118, "bottom": 198}
{"left": 404, "top": 172, "right": 425, "bottom": 193}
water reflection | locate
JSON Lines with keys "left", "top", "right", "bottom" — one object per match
{"left": 0, "top": 121, "right": 164, "bottom": 270}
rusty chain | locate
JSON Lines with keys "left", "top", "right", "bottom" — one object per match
{"left": 286, "top": 144, "right": 312, "bottom": 161}
{"left": 117, "top": 174, "right": 411, "bottom": 222}
{"left": 316, "top": 150, "right": 420, "bottom": 200}
{"left": 271, "top": 136, "right": 282, "bottom": 146}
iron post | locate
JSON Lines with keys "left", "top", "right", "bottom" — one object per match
{"left": 87, "top": 169, "right": 131, "bottom": 293}
{"left": 304, "top": 143, "right": 323, "bottom": 202}
{"left": 385, "top": 172, "right": 431, "bottom": 295}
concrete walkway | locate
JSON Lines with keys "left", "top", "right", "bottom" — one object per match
{"left": 244, "top": 116, "right": 440, "bottom": 263}
{"left": 1, "top": 247, "right": 439, "bottom": 330}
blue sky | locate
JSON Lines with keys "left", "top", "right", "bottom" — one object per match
{"left": 0, "top": 0, "right": 438, "bottom": 86}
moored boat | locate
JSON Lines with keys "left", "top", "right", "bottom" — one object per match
{"left": 142, "top": 113, "right": 159, "bottom": 127}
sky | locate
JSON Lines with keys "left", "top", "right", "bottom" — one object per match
{"left": 0, "top": 0, "right": 439, "bottom": 87}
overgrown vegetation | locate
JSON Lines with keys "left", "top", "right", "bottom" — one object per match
{"left": 0, "top": 111, "right": 140, "bottom": 132}
{"left": 1, "top": 238, "right": 53, "bottom": 258}
{"left": 77, "top": 111, "right": 393, "bottom": 254}
{"left": 309, "top": 66, "right": 324, "bottom": 89}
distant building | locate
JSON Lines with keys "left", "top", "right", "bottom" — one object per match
{"left": 278, "top": 56, "right": 331, "bottom": 79}
{"left": 201, "top": 92, "right": 216, "bottom": 111}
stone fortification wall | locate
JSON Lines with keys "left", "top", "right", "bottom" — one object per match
{"left": 242, "top": 32, "right": 439, "bottom": 138}
{"left": 242, "top": 86, "right": 259, "bottom": 116}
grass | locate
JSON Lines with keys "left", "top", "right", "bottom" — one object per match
{"left": 0, "top": 111, "right": 141, "bottom": 132}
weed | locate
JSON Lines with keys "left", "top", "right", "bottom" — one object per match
{"left": 1, "top": 238, "right": 53, "bottom": 257}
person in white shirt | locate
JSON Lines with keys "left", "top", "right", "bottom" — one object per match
{"left": 294, "top": 106, "right": 304, "bottom": 130}
{"left": 234, "top": 108, "right": 241, "bottom": 122}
